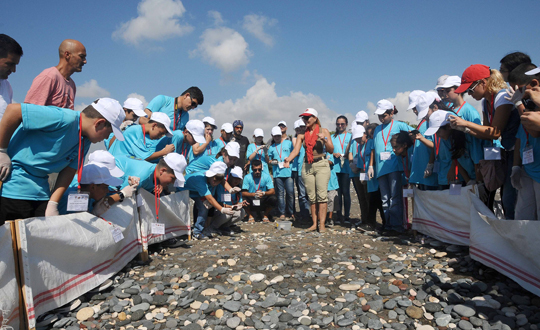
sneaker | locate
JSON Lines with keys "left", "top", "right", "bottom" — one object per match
{"left": 219, "top": 227, "right": 235, "bottom": 236}
{"left": 192, "top": 233, "right": 206, "bottom": 240}
{"left": 230, "top": 225, "right": 243, "bottom": 233}
{"left": 161, "top": 237, "right": 187, "bottom": 248}
{"left": 327, "top": 219, "right": 334, "bottom": 227}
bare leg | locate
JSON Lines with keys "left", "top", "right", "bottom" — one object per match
{"left": 307, "top": 203, "right": 317, "bottom": 231}
{"left": 318, "top": 202, "right": 328, "bottom": 232}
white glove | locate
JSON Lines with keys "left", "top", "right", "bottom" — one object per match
{"left": 203, "top": 200, "right": 212, "bottom": 209}
{"left": 477, "top": 183, "right": 488, "bottom": 203}
{"left": 256, "top": 145, "right": 265, "bottom": 151}
{"left": 511, "top": 166, "right": 523, "bottom": 190}
{"left": 221, "top": 207, "right": 235, "bottom": 215}
{"left": 270, "top": 160, "right": 279, "bottom": 165}
{"left": 424, "top": 163, "right": 434, "bottom": 178}
{"left": 229, "top": 187, "right": 242, "bottom": 194}
{"left": 45, "top": 201, "right": 59, "bottom": 217}
{"left": 505, "top": 85, "right": 524, "bottom": 107}
{"left": 128, "top": 176, "right": 140, "bottom": 186}
{"left": 0, "top": 148, "right": 12, "bottom": 182}
{"left": 121, "top": 185, "right": 137, "bottom": 198}
{"left": 367, "top": 166, "right": 374, "bottom": 179}
{"left": 119, "top": 120, "right": 134, "bottom": 131}
{"left": 466, "top": 180, "right": 477, "bottom": 186}
{"left": 92, "top": 199, "right": 110, "bottom": 217}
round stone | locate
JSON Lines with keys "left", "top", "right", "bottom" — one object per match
{"left": 436, "top": 314, "right": 452, "bottom": 327}
{"left": 458, "top": 320, "right": 473, "bottom": 330}
{"left": 339, "top": 284, "right": 361, "bottom": 291}
{"left": 417, "top": 326, "right": 434, "bottom": 330}
{"left": 405, "top": 306, "right": 423, "bottom": 319}
{"left": 166, "top": 319, "right": 178, "bottom": 328}
{"left": 76, "top": 307, "right": 94, "bottom": 321}
{"left": 227, "top": 316, "right": 241, "bottom": 328}
{"left": 453, "top": 304, "right": 476, "bottom": 317}
{"left": 249, "top": 273, "right": 265, "bottom": 282}
{"left": 298, "top": 316, "right": 311, "bottom": 325}
{"left": 215, "top": 309, "right": 224, "bottom": 318}
{"left": 227, "top": 259, "right": 237, "bottom": 266}
{"left": 202, "top": 288, "right": 219, "bottom": 296}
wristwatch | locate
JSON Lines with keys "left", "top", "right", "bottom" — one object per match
{"left": 118, "top": 192, "right": 125, "bottom": 202}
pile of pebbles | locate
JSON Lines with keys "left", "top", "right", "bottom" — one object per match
{"left": 37, "top": 225, "right": 540, "bottom": 330}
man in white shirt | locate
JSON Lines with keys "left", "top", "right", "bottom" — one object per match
{"left": 0, "top": 34, "right": 23, "bottom": 121}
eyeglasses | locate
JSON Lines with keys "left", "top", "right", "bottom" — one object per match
{"left": 336, "top": 123, "right": 347, "bottom": 126}
{"left": 252, "top": 168, "right": 262, "bottom": 172}
{"left": 466, "top": 81, "right": 481, "bottom": 94}
{"left": 301, "top": 115, "right": 312, "bottom": 120}
{"left": 189, "top": 96, "right": 198, "bottom": 109}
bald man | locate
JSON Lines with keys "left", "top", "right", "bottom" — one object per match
{"left": 24, "top": 39, "right": 86, "bottom": 110}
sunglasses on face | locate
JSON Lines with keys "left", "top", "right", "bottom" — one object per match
{"left": 336, "top": 123, "right": 347, "bottom": 126}
{"left": 189, "top": 96, "right": 198, "bottom": 109}
{"left": 467, "top": 80, "right": 481, "bottom": 94}
{"left": 252, "top": 168, "right": 262, "bottom": 172}
{"left": 301, "top": 115, "right": 312, "bottom": 120}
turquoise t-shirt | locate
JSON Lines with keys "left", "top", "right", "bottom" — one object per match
{"left": 327, "top": 153, "right": 339, "bottom": 191}
{"left": 108, "top": 124, "right": 158, "bottom": 161}
{"left": 147, "top": 95, "right": 189, "bottom": 131}
{"left": 2, "top": 104, "right": 91, "bottom": 200}
{"left": 242, "top": 172, "right": 274, "bottom": 193}
{"left": 331, "top": 132, "right": 352, "bottom": 173}
{"left": 455, "top": 102, "right": 483, "bottom": 164}
{"left": 516, "top": 125, "right": 540, "bottom": 183}
{"left": 246, "top": 143, "right": 269, "bottom": 173}
{"left": 373, "top": 120, "right": 413, "bottom": 178}
{"left": 211, "top": 138, "right": 227, "bottom": 156}
{"left": 436, "top": 138, "right": 476, "bottom": 185}
{"left": 58, "top": 185, "right": 96, "bottom": 215}
{"left": 185, "top": 155, "right": 222, "bottom": 175}
{"left": 268, "top": 140, "right": 293, "bottom": 178}
{"left": 215, "top": 183, "right": 242, "bottom": 205}
{"left": 170, "top": 131, "right": 193, "bottom": 163}
{"left": 349, "top": 140, "right": 361, "bottom": 178}
{"left": 291, "top": 145, "right": 305, "bottom": 173}
{"left": 364, "top": 139, "right": 379, "bottom": 193}
{"left": 181, "top": 172, "right": 216, "bottom": 198}
{"left": 115, "top": 156, "right": 157, "bottom": 192}
{"left": 191, "top": 141, "right": 214, "bottom": 162}
{"left": 409, "top": 120, "right": 438, "bottom": 187}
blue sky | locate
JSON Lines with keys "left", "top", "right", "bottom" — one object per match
{"left": 3, "top": 0, "right": 540, "bottom": 136}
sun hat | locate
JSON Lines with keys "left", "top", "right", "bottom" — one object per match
{"left": 439, "top": 75, "right": 462, "bottom": 89}
{"left": 352, "top": 124, "right": 366, "bottom": 139}
{"left": 294, "top": 119, "right": 306, "bottom": 129}
{"left": 278, "top": 121, "right": 287, "bottom": 127}
{"left": 416, "top": 92, "right": 436, "bottom": 121}
{"left": 163, "top": 153, "right": 187, "bottom": 187}
{"left": 185, "top": 120, "right": 206, "bottom": 144}
{"left": 355, "top": 111, "right": 369, "bottom": 122}
{"left": 435, "top": 75, "right": 450, "bottom": 90}
{"left": 87, "top": 150, "right": 124, "bottom": 177}
{"left": 454, "top": 65, "right": 491, "bottom": 94}
{"left": 91, "top": 98, "right": 126, "bottom": 141}
{"left": 271, "top": 126, "right": 282, "bottom": 136}
{"left": 202, "top": 116, "right": 217, "bottom": 129}
{"left": 123, "top": 98, "right": 146, "bottom": 117}
{"left": 230, "top": 166, "right": 243, "bottom": 179}
{"left": 424, "top": 111, "right": 452, "bottom": 136}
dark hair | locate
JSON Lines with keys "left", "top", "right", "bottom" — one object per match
{"left": 508, "top": 63, "right": 538, "bottom": 87}
{"left": 429, "top": 99, "right": 451, "bottom": 111}
{"left": 449, "top": 129, "right": 467, "bottom": 160}
{"left": 251, "top": 159, "right": 262, "bottom": 168}
{"left": 0, "top": 34, "right": 23, "bottom": 58}
{"left": 385, "top": 106, "right": 398, "bottom": 115}
{"left": 148, "top": 119, "right": 167, "bottom": 130}
{"left": 216, "top": 147, "right": 229, "bottom": 159}
{"left": 366, "top": 123, "right": 378, "bottom": 138}
{"left": 82, "top": 101, "right": 110, "bottom": 127}
{"left": 390, "top": 130, "right": 414, "bottom": 149}
{"left": 157, "top": 159, "right": 174, "bottom": 173}
{"left": 182, "top": 86, "right": 204, "bottom": 105}
{"left": 500, "top": 52, "right": 531, "bottom": 73}
{"left": 334, "top": 115, "right": 348, "bottom": 137}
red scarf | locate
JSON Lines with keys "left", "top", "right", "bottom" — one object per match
{"left": 305, "top": 124, "right": 320, "bottom": 164}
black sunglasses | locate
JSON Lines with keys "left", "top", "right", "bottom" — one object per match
{"left": 301, "top": 115, "right": 312, "bottom": 120}
{"left": 252, "top": 168, "right": 262, "bottom": 172}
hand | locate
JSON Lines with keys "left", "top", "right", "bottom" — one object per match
{"left": 510, "top": 166, "right": 523, "bottom": 190}
{"left": 154, "top": 185, "right": 163, "bottom": 195}
{"left": 284, "top": 158, "right": 291, "bottom": 164}
{"left": 128, "top": 176, "right": 140, "bottom": 186}
{"left": 505, "top": 85, "right": 524, "bottom": 106}
{"left": 523, "top": 87, "right": 540, "bottom": 109}
{"left": 205, "top": 133, "right": 212, "bottom": 143}
{"left": 317, "top": 133, "right": 325, "bottom": 140}
{"left": 477, "top": 183, "right": 488, "bottom": 203}
{"left": 0, "top": 148, "right": 11, "bottom": 182}
{"left": 119, "top": 120, "right": 134, "bottom": 131}
{"left": 367, "top": 166, "right": 374, "bottom": 179}
{"left": 221, "top": 207, "right": 235, "bottom": 215}
{"left": 242, "top": 200, "right": 249, "bottom": 207}
{"left": 283, "top": 162, "right": 290, "bottom": 168}
{"left": 333, "top": 153, "right": 341, "bottom": 159}
{"left": 45, "top": 201, "right": 59, "bottom": 217}
{"left": 256, "top": 145, "right": 265, "bottom": 152}
{"left": 92, "top": 199, "right": 110, "bottom": 216}
{"left": 448, "top": 115, "right": 467, "bottom": 131}
{"left": 521, "top": 110, "right": 540, "bottom": 132}
{"left": 414, "top": 132, "right": 423, "bottom": 141}
{"left": 424, "top": 163, "right": 434, "bottom": 178}
{"left": 229, "top": 187, "right": 241, "bottom": 194}
{"left": 349, "top": 161, "right": 359, "bottom": 173}
{"left": 121, "top": 185, "right": 137, "bottom": 198}
{"left": 270, "top": 160, "right": 278, "bottom": 165}
{"left": 161, "top": 144, "right": 175, "bottom": 155}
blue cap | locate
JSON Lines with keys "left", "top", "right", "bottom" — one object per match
{"left": 233, "top": 120, "right": 244, "bottom": 128}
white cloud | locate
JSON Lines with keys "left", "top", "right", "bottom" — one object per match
{"left": 127, "top": 93, "right": 148, "bottom": 107}
{"left": 208, "top": 75, "right": 342, "bottom": 136}
{"left": 74, "top": 102, "right": 88, "bottom": 112}
{"left": 242, "top": 14, "right": 277, "bottom": 47}
{"left": 192, "top": 24, "right": 251, "bottom": 72}
{"left": 208, "top": 10, "right": 224, "bottom": 25}
{"left": 112, "top": 0, "right": 193, "bottom": 45}
{"left": 77, "top": 80, "right": 110, "bottom": 98}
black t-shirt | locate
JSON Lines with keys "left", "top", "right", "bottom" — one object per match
{"left": 231, "top": 134, "right": 250, "bottom": 168}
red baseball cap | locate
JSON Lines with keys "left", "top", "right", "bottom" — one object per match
{"left": 454, "top": 64, "right": 491, "bottom": 94}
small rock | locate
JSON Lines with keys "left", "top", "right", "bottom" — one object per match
{"left": 405, "top": 305, "right": 423, "bottom": 319}
{"left": 227, "top": 316, "right": 241, "bottom": 328}
{"left": 298, "top": 316, "right": 311, "bottom": 325}
{"left": 76, "top": 307, "right": 94, "bottom": 321}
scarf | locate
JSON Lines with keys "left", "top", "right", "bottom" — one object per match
{"left": 304, "top": 124, "right": 320, "bottom": 164}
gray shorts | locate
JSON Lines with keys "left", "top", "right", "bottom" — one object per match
{"left": 327, "top": 190, "right": 338, "bottom": 212}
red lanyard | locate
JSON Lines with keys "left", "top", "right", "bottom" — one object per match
{"left": 359, "top": 144, "right": 366, "bottom": 171}
{"left": 525, "top": 130, "right": 530, "bottom": 146}
{"left": 206, "top": 144, "right": 212, "bottom": 155}
{"left": 278, "top": 143, "right": 283, "bottom": 161}
{"left": 455, "top": 101, "right": 466, "bottom": 115}
{"left": 434, "top": 134, "right": 441, "bottom": 157}
{"left": 402, "top": 153, "right": 410, "bottom": 179}
{"left": 220, "top": 137, "right": 227, "bottom": 147}
{"left": 141, "top": 124, "right": 146, "bottom": 145}
{"left": 256, "top": 144, "right": 263, "bottom": 160}
{"left": 454, "top": 159, "right": 459, "bottom": 181}
{"left": 153, "top": 168, "right": 161, "bottom": 220}
{"left": 180, "top": 140, "right": 188, "bottom": 157}
{"left": 486, "top": 95, "right": 495, "bottom": 125}
{"left": 338, "top": 133, "right": 347, "bottom": 152}
{"left": 381, "top": 120, "right": 394, "bottom": 151}
{"left": 77, "top": 116, "right": 84, "bottom": 190}
{"left": 255, "top": 176, "right": 262, "bottom": 191}
{"left": 418, "top": 119, "right": 426, "bottom": 129}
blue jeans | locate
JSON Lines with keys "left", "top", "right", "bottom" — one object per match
{"left": 192, "top": 197, "right": 209, "bottom": 235}
{"left": 336, "top": 172, "right": 351, "bottom": 219}
{"left": 502, "top": 150, "right": 517, "bottom": 220}
{"left": 292, "top": 170, "right": 310, "bottom": 217}
{"left": 378, "top": 171, "right": 404, "bottom": 231}
{"left": 275, "top": 177, "right": 294, "bottom": 216}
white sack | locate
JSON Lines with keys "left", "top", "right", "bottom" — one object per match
{"left": 0, "top": 223, "right": 21, "bottom": 330}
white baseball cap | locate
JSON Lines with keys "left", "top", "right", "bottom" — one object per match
{"left": 352, "top": 124, "right": 366, "bottom": 140}
{"left": 278, "top": 121, "right": 287, "bottom": 127}
{"left": 225, "top": 141, "right": 240, "bottom": 158}
{"left": 416, "top": 92, "right": 436, "bottom": 121}
{"left": 221, "top": 123, "right": 233, "bottom": 133}
{"left": 526, "top": 68, "right": 540, "bottom": 75}
{"left": 123, "top": 98, "right": 146, "bottom": 117}
{"left": 81, "top": 164, "right": 123, "bottom": 186}
{"left": 87, "top": 150, "right": 124, "bottom": 177}
{"left": 202, "top": 116, "right": 217, "bottom": 129}
{"left": 271, "top": 126, "right": 282, "bottom": 136}
{"left": 299, "top": 108, "right": 318, "bottom": 117}
{"left": 407, "top": 90, "right": 425, "bottom": 110}
{"left": 150, "top": 112, "right": 173, "bottom": 137}
{"left": 425, "top": 111, "right": 451, "bottom": 136}
{"left": 185, "top": 120, "right": 206, "bottom": 144}
{"left": 294, "top": 119, "right": 306, "bottom": 129}
{"left": 374, "top": 100, "right": 394, "bottom": 115}
{"left": 206, "top": 161, "right": 227, "bottom": 177}
{"left": 355, "top": 111, "right": 369, "bottom": 123}
{"left": 254, "top": 128, "right": 264, "bottom": 137}
{"left": 91, "top": 98, "right": 126, "bottom": 141}
{"left": 163, "top": 153, "right": 187, "bottom": 187}
{"left": 435, "top": 74, "right": 450, "bottom": 90}
{"left": 439, "top": 75, "right": 462, "bottom": 89}
{"left": 230, "top": 166, "right": 243, "bottom": 179}
{"left": 426, "top": 90, "right": 442, "bottom": 102}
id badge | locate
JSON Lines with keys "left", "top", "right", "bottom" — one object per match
{"left": 278, "top": 162, "right": 285, "bottom": 169}
{"left": 380, "top": 152, "right": 391, "bottom": 161}
{"left": 403, "top": 189, "right": 414, "bottom": 197}
{"left": 484, "top": 147, "right": 501, "bottom": 160}
{"left": 433, "top": 161, "right": 440, "bottom": 173}
{"left": 253, "top": 199, "right": 261, "bottom": 206}
{"left": 449, "top": 184, "right": 461, "bottom": 195}
{"left": 340, "top": 157, "right": 345, "bottom": 167}
{"left": 151, "top": 223, "right": 165, "bottom": 235}
{"left": 67, "top": 192, "right": 90, "bottom": 212}
{"left": 110, "top": 226, "right": 124, "bottom": 243}
{"left": 222, "top": 194, "right": 232, "bottom": 202}
{"left": 523, "top": 145, "right": 534, "bottom": 165}
{"left": 359, "top": 173, "right": 367, "bottom": 181}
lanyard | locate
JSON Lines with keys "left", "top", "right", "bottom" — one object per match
{"left": 220, "top": 137, "right": 227, "bottom": 147}
{"left": 338, "top": 133, "right": 347, "bottom": 152}
{"left": 525, "top": 130, "right": 530, "bottom": 146}
{"left": 278, "top": 142, "right": 283, "bottom": 161}
{"left": 454, "top": 159, "right": 459, "bottom": 181}
{"left": 173, "top": 98, "right": 180, "bottom": 131}
{"left": 141, "top": 124, "right": 146, "bottom": 145}
{"left": 486, "top": 95, "right": 495, "bottom": 125}
{"left": 434, "top": 134, "right": 441, "bottom": 157}
{"left": 402, "top": 153, "right": 410, "bottom": 179}
{"left": 381, "top": 120, "right": 394, "bottom": 151}
{"left": 153, "top": 168, "right": 161, "bottom": 220}
{"left": 359, "top": 143, "right": 366, "bottom": 170}
{"left": 180, "top": 140, "right": 188, "bottom": 157}
{"left": 256, "top": 144, "right": 264, "bottom": 160}
{"left": 455, "top": 101, "right": 466, "bottom": 115}
{"left": 206, "top": 144, "right": 212, "bottom": 155}
{"left": 418, "top": 119, "right": 426, "bottom": 129}
{"left": 77, "top": 116, "right": 84, "bottom": 190}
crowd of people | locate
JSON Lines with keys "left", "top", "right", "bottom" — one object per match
{"left": 1, "top": 33, "right": 540, "bottom": 241}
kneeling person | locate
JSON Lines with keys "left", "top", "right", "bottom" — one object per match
{"left": 242, "top": 160, "right": 276, "bottom": 223}
{"left": 211, "top": 166, "right": 247, "bottom": 235}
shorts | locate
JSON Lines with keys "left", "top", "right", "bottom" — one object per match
{"left": 327, "top": 190, "right": 338, "bottom": 212}
{"left": 302, "top": 159, "right": 331, "bottom": 203}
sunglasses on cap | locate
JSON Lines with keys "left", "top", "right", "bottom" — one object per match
{"left": 466, "top": 80, "right": 481, "bottom": 94}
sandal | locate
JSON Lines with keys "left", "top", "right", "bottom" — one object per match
{"left": 262, "top": 216, "right": 270, "bottom": 223}
{"left": 248, "top": 217, "right": 255, "bottom": 223}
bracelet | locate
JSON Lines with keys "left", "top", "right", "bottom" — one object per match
{"left": 515, "top": 100, "right": 523, "bottom": 107}
{"left": 0, "top": 148, "right": 7, "bottom": 153}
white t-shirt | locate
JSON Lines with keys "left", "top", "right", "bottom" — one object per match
{"left": 0, "top": 79, "right": 13, "bottom": 121}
